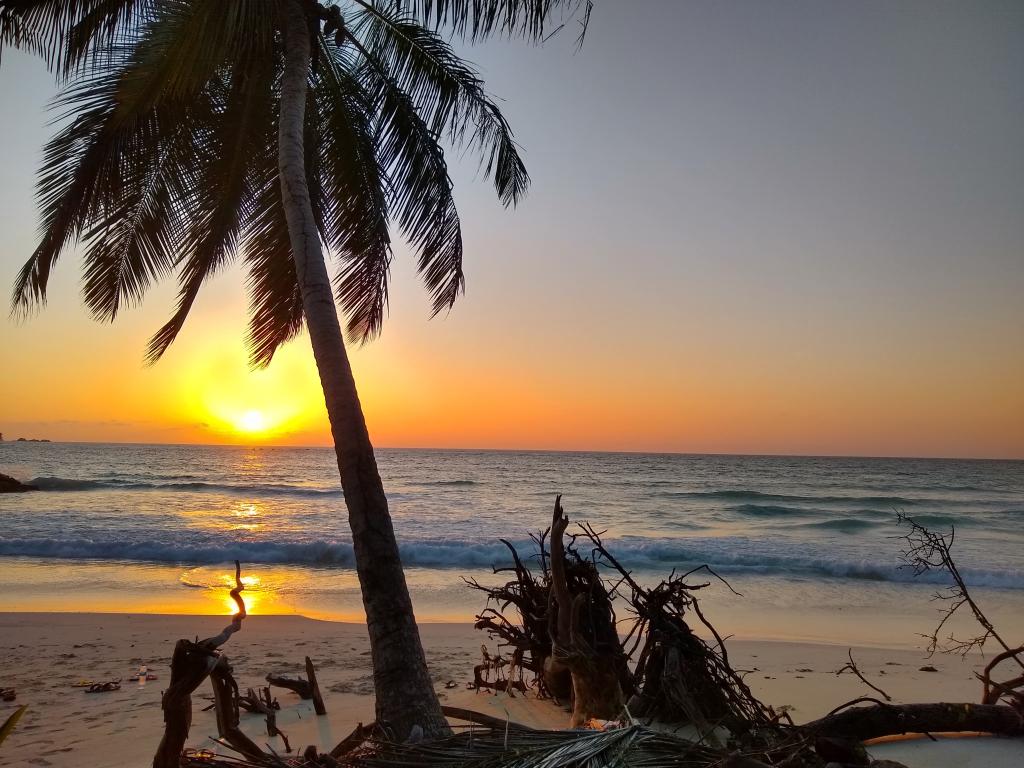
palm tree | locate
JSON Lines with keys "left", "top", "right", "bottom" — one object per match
{"left": 0, "top": 0, "right": 589, "bottom": 738}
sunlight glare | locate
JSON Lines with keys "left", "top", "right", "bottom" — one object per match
{"left": 237, "top": 410, "right": 267, "bottom": 434}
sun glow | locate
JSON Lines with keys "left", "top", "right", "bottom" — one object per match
{"left": 237, "top": 410, "right": 267, "bottom": 434}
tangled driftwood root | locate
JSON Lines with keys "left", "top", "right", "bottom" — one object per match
{"left": 468, "top": 496, "right": 774, "bottom": 739}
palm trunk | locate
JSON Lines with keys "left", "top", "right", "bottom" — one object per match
{"left": 278, "top": 0, "right": 448, "bottom": 740}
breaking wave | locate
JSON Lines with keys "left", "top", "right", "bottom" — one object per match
{"left": 2, "top": 535, "right": 1022, "bottom": 589}
{"left": 29, "top": 476, "right": 341, "bottom": 498}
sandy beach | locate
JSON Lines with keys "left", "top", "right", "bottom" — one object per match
{"left": 1, "top": 612, "right": 1020, "bottom": 767}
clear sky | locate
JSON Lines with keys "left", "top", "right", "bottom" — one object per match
{"left": 1, "top": 1, "right": 1022, "bottom": 458}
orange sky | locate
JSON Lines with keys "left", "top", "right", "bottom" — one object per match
{"left": 1, "top": 3, "right": 1023, "bottom": 459}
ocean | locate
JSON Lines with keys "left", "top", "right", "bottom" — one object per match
{"left": 1, "top": 442, "right": 1022, "bottom": 647}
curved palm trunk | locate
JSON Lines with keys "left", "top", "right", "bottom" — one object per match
{"left": 278, "top": 0, "right": 448, "bottom": 740}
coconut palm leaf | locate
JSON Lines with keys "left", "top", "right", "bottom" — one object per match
{"left": 0, "top": 0, "right": 142, "bottom": 73}
{"left": 0, "top": 705, "right": 27, "bottom": 748}
{"left": 394, "top": 0, "right": 587, "bottom": 43}
{"left": 6, "top": 0, "right": 585, "bottom": 353}
{"left": 351, "top": 1, "right": 528, "bottom": 205}
{"left": 145, "top": 52, "right": 280, "bottom": 362}
{"left": 11, "top": 66, "right": 175, "bottom": 313}
{"left": 243, "top": 167, "right": 305, "bottom": 368}
{"left": 347, "top": 724, "right": 728, "bottom": 768}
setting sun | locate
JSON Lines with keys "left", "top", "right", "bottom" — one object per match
{"left": 237, "top": 410, "right": 267, "bottom": 434}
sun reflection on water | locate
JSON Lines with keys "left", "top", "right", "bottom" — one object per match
{"left": 219, "top": 573, "right": 262, "bottom": 614}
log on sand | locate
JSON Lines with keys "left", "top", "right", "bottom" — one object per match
{"left": 805, "top": 702, "right": 1024, "bottom": 741}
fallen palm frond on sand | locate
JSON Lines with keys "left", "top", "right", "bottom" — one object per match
{"left": 156, "top": 501, "right": 1023, "bottom": 768}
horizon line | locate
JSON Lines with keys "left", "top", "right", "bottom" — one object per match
{"left": 1, "top": 437, "right": 1021, "bottom": 463}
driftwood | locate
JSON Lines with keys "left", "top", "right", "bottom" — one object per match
{"left": 468, "top": 498, "right": 632, "bottom": 725}
{"left": 469, "top": 497, "right": 772, "bottom": 739}
{"left": 805, "top": 701, "right": 1024, "bottom": 741}
{"left": 306, "top": 656, "right": 327, "bottom": 715}
{"left": 164, "top": 505, "right": 1021, "bottom": 768}
{"left": 238, "top": 686, "right": 289, "bottom": 748}
{"left": 238, "top": 686, "right": 278, "bottom": 716}
{"left": 980, "top": 645, "right": 1024, "bottom": 708}
{"left": 546, "top": 497, "right": 628, "bottom": 726}
{"left": 835, "top": 650, "right": 892, "bottom": 702}
{"left": 153, "top": 561, "right": 264, "bottom": 768}
{"left": 898, "top": 512, "right": 1024, "bottom": 714}
{"left": 265, "top": 656, "right": 326, "bottom": 714}
{"left": 440, "top": 705, "right": 534, "bottom": 731}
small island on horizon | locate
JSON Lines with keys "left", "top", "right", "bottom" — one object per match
{"left": 0, "top": 433, "right": 51, "bottom": 443}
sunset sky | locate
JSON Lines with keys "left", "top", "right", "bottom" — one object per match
{"left": 1, "top": 1, "right": 1021, "bottom": 459}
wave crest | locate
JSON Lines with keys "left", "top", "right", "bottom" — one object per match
{"left": 2, "top": 535, "right": 1021, "bottom": 589}
{"left": 29, "top": 476, "right": 341, "bottom": 498}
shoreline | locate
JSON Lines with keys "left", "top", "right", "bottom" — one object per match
{"left": 1, "top": 611, "right": 1016, "bottom": 768}
{"left": 0, "top": 608, "right": 986, "bottom": 652}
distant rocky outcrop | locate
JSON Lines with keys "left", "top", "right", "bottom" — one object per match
{"left": 0, "top": 473, "right": 38, "bottom": 493}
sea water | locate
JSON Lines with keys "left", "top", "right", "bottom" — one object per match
{"left": 1, "top": 442, "right": 1022, "bottom": 647}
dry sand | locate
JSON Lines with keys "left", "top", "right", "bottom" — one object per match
{"left": 0, "top": 613, "right": 1019, "bottom": 767}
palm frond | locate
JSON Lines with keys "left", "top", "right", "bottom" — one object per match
{"left": 146, "top": 60, "right": 276, "bottom": 363}
{"left": 11, "top": 68, "right": 156, "bottom": 314}
{"left": 78, "top": 132, "right": 186, "bottom": 320}
{"left": 112, "top": 0, "right": 277, "bottom": 118}
{"left": 0, "top": 0, "right": 144, "bottom": 73}
{"left": 243, "top": 173, "right": 305, "bottom": 369}
{"left": 351, "top": 1, "right": 529, "bottom": 206}
{"left": 369, "top": 63, "right": 465, "bottom": 324}
{"left": 392, "top": 0, "right": 588, "bottom": 43}
{"left": 346, "top": 724, "right": 725, "bottom": 768}
{"left": 76, "top": 84, "right": 201, "bottom": 320}
{"left": 316, "top": 45, "right": 393, "bottom": 342}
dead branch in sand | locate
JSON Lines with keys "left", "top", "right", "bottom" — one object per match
{"left": 898, "top": 512, "right": 1024, "bottom": 712}
{"left": 804, "top": 701, "right": 1024, "bottom": 741}
{"left": 898, "top": 511, "right": 1023, "bottom": 663}
{"left": 153, "top": 561, "right": 265, "bottom": 768}
{"left": 265, "top": 656, "right": 326, "bottom": 714}
{"left": 835, "top": 649, "right": 892, "bottom": 702}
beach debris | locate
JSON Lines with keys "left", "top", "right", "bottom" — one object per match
{"left": 805, "top": 701, "right": 1024, "bottom": 741}
{"left": 238, "top": 686, "right": 289, "bottom": 748}
{"left": 979, "top": 644, "right": 1024, "bottom": 711}
{"left": 153, "top": 560, "right": 264, "bottom": 768}
{"left": 467, "top": 496, "right": 772, "bottom": 739}
{"left": 470, "top": 646, "right": 527, "bottom": 696}
{"left": 899, "top": 513, "right": 1024, "bottom": 711}
{"left": 0, "top": 688, "right": 15, "bottom": 702}
{"left": 328, "top": 720, "right": 380, "bottom": 760}
{"left": 444, "top": 680, "right": 458, "bottom": 689}
{"left": 835, "top": 650, "right": 892, "bottom": 701}
{"left": 0, "top": 705, "right": 28, "bottom": 748}
{"left": 85, "top": 680, "right": 121, "bottom": 693}
{"left": 165, "top": 507, "right": 1024, "bottom": 768}
{"left": 265, "top": 656, "right": 327, "bottom": 715}
{"left": 238, "top": 686, "right": 280, "bottom": 715}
